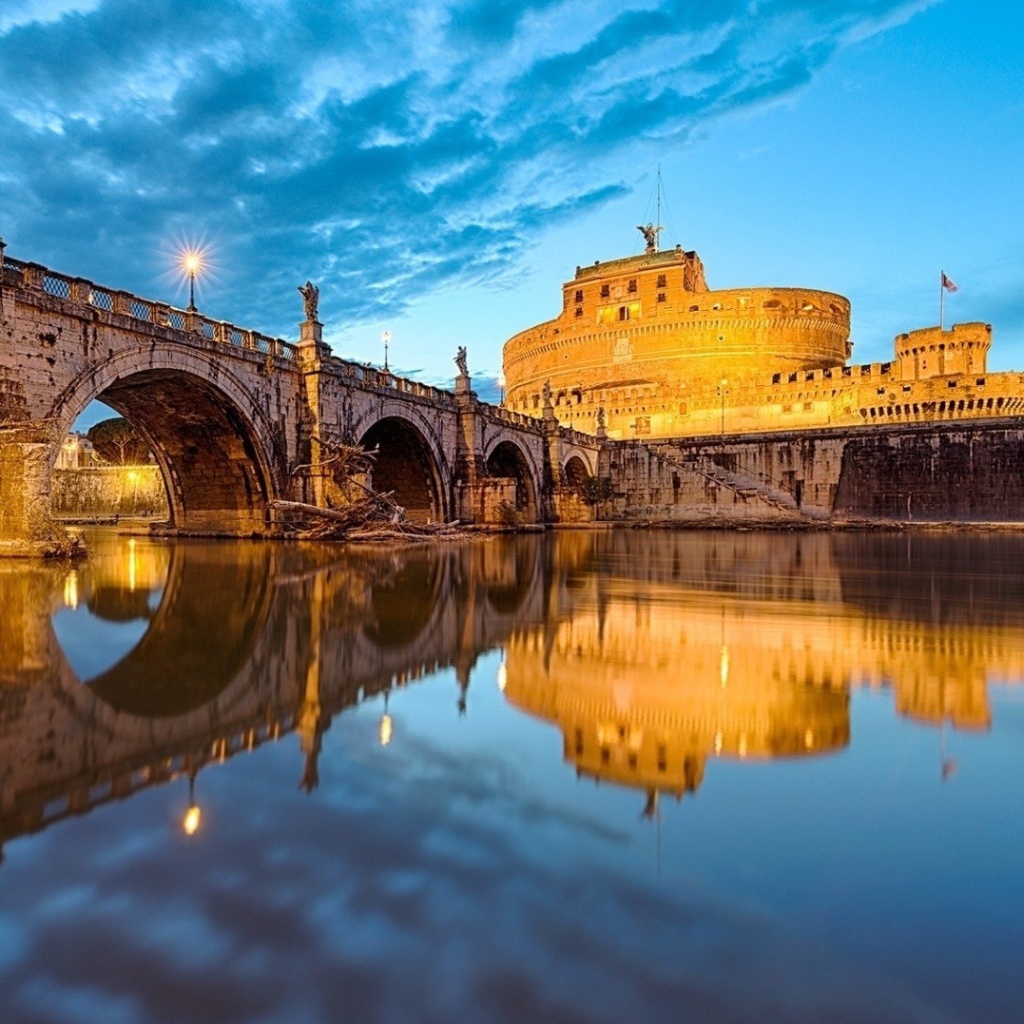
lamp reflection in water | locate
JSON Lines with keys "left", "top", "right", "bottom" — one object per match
{"left": 182, "top": 772, "right": 201, "bottom": 836}
{"left": 379, "top": 693, "right": 393, "bottom": 747}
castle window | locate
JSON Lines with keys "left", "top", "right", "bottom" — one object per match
{"left": 881, "top": 362, "right": 891, "bottom": 374}
{"left": 600, "top": 284, "right": 610, "bottom": 297}
{"left": 657, "top": 274, "right": 666, "bottom": 288}
{"left": 977, "top": 377, "right": 986, "bottom": 386}
{"left": 842, "top": 367, "right": 852, "bottom": 376}
{"left": 657, "top": 292, "right": 666, "bottom": 303}
{"left": 948, "top": 379, "right": 957, "bottom": 388}
{"left": 788, "top": 372, "right": 798, "bottom": 383}
{"left": 712, "top": 302, "right": 721, "bottom": 310}
{"left": 619, "top": 306, "right": 629, "bottom": 321}
{"left": 628, "top": 279, "right": 637, "bottom": 293}
{"left": 772, "top": 373, "right": 781, "bottom": 384}
{"left": 574, "top": 289, "right": 583, "bottom": 303}
{"left": 689, "top": 304, "right": 699, "bottom": 312}
{"left": 903, "top": 384, "right": 912, "bottom": 393}
{"left": 575, "top": 306, "right": 583, "bottom": 318}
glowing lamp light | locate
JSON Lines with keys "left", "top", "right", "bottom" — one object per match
{"left": 178, "top": 246, "right": 207, "bottom": 312}
{"left": 496, "top": 661, "right": 507, "bottom": 693}
{"left": 379, "top": 712, "right": 393, "bottom": 747}
{"left": 182, "top": 772, "right": 201, "bottom": 836}
{"left": 182, "top": 804, "right": 202, "bottom": 836}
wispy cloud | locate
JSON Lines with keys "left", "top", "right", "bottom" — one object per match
{"left": 0, "top": 0, "right": 931, "bottom": 341}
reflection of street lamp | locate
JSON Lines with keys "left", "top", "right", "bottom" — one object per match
{"left": 379, "top": 693, "right": 393, "bottom": 746}
{"left": 182, "top": 772, "right": 201, "bottom": 836}
{"left": 381, "top": 330, "right": 390, "bottom": 372}
{"left": 179, "top": 248, "right": 205, "bottom": 312}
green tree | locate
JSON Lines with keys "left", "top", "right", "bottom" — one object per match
{"left": 87, "top": 417, "right": 151, "bottom": 465}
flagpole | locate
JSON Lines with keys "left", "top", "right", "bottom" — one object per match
{"left": 939, "top": 270, "right": 944, "bottom": 331}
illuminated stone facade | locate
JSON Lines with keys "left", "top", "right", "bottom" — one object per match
{"left": 502, "top": 239, "right": 998, "bottom": 441}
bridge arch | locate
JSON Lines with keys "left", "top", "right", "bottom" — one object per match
{"left": 353, "top": 407, "right": 449, "bottom": 522}
{"left": 484, "top": 437, "right": 541, "bottom": 523}
{"left": 563, "top": 452, "right": 593, "bottom": 487}
{"left": 50, "top": 346, "right": 285, "bottom": 535}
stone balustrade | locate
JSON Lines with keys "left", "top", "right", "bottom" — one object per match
{"left": 4, "top": 255, "right": 297, "bottom": 362}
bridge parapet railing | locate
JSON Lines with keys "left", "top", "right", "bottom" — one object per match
{"left": 5, "top": 253, "right": 297, "bottom": 361}
{"left": 481, "top": 404, "right": 541, "bottom": 431}
{"left": 327, "top": 358, "right": 458, "bottom": 407}
{"left": 557, "top": 423, "right": 600, "bottom": 446}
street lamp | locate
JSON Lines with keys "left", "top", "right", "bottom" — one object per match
{"left": 381, "top": 330, "right": 390, "bottom": 372}
{"left": 498, "top": 372, "right": 506, "bottom": 405}
{"left": 179, "top": 248, "right": 205, "bottom": 312}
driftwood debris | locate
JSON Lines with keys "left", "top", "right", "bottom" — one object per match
{"left": 277, "top": 438, "right": 461, "bottom": 542}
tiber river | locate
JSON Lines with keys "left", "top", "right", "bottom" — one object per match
{"left": 1, "top": 529, "right": 1023, "bottom": 1024}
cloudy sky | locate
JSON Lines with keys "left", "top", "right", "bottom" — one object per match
{"left": 1, "top": 0, "right": 1021, "bottom": 396}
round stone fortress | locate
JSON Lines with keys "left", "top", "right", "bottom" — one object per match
{"left": 502, "top": 236, "right": 852, "bottom": 439}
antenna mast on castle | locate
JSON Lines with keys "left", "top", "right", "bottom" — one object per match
{"left": 637, "top": 167, "right": 665, "bottom": 254}
{"left": 656, "top": 164, "right": 662, "bottom": 248}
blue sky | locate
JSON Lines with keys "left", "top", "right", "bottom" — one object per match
{"left": 1, "top": 0, "right": 1021, "bottom": 406}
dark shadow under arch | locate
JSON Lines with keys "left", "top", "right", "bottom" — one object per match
{"left": 359, "top": 417, "right": 444, "bottom": 522}
{"left": 94, "top": 370, "right": 275, "bottom": 534}
{"left": 486, "top": 441, "right": 538, "bottom": 522}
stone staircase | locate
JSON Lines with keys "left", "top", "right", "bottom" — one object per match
{"left": 666, "top": 451, "right": 824, "bottom": 520}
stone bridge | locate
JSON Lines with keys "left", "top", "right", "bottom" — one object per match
{"left": 0, "top": 251, "right": 600, "bottom": 553}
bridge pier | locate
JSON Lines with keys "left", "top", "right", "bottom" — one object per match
{"left": 0, "top": 437, "right": 74, "bottom": 556}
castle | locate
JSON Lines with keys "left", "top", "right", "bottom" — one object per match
{"left": 502, "top": 229, "right": 997, "bottom": 440}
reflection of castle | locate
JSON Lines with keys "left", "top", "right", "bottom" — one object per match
{"left": 502, "top": 532, "right": 1024, "bottom": 806}
{"left": 504, "top": 598, "right": 850, "bottom": 806}
{"left": 502, "top": 233, "right": 997, "bottom": 441}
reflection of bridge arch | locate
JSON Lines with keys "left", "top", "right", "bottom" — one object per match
{"left": 484, "top": 438, "right": 541, "bottom": 523}
{"left": 51, "top": 347, "right": 285, "bottom": 535}
{"left": 51, "top": 541, "right": 277, "bottom": 728}
{"left": 362, "top": 554, "right": 447, "bottom": 650}
{"left": 354, "top": 408, "right": 449, "bottom": 522}
{"left": 484, "top": 536, "right": 540, "bottom": 616}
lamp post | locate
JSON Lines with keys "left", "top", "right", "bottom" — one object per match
{"left": 498, "top": 372, "right": 506, "bottom": 405}
{"left": 179, "top": 248, "right": 204, "bottom": 312}
{"left": 0, "top": 236, "right": 6, "bottom": 317}
{"left": 381, "top": 330, "right": 390, "bottom": 372}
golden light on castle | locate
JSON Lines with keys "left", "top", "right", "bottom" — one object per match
{"left": 501, "top": 226, "right": 993, "bottom": 442}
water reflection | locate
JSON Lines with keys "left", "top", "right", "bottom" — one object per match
{"left": 1, "top": 530, "right": 1022, "bottom": 855}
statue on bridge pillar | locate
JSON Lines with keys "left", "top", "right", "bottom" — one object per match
{"left": 298, "top": 280, "right": 320, "bottom": 323}
{"left": 455, "top": 345, "right": 468, "bottom": 377}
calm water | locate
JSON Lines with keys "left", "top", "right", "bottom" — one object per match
{"left": 1, "top": 529, "right": 1023, "bottom": 1024}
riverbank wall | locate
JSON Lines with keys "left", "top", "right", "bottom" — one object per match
{"left": 600, "top": 418, "right": 1024, "bottom": 524}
